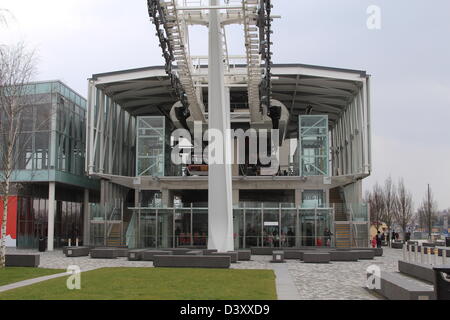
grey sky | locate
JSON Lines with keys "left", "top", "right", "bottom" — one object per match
{"left": 2, "top": 0, "right": 449, "bottom": 209}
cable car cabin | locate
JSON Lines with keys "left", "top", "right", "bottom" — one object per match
{"left": 186, "top": 164, "right": 208, "bottom": 176}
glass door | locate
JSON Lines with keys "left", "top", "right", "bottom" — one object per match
{"left": 263, "top": 206, "right": 280, "bottom": 247}
{"left": 300, "top": 209, "right": 315, "bottom": 246}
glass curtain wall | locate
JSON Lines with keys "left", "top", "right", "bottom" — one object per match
{"left": 0, "top": 82, "right": 86, "bottom": 174}
{"left": 17, "top": 197, "right": 83, "bottom": 249}
{"left": 298, "top": 115, "right": 329, "bottom": 176}
{"left": 136, "top": 116, "right": 182, "bottom": 177}
{"left": 126, "top": 204, "right": 336, "bottom": 249}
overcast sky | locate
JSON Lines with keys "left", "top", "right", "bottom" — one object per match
{"left": 2, "top": 0, "right": 449, "bottom": 210}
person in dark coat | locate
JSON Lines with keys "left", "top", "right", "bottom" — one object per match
{"left": 376, "top": 231, "right": 382, "bottom": 248}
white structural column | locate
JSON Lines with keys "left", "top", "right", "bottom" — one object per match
{"left": 83, "top": 189, "right": 90, "bottom": 246}
{"left": 208, "top": 0, "right": 234, "bottom": 252}
{"left": 47, "top": 182, "right": 56, "bottom": 251}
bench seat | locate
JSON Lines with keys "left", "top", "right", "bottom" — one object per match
{"left": 128, "top": 249, "right": 148, "bottom": 261}
{"left": 352, "top": 250, "right": 375, "bottom": 260}
{"left": 65, "top": 247, "right": 90, "bottom": 257}
{"left": 272, "top": 250, "right": 285, "bottom": 263}
{"left": 237, "top": 250, "right": 251, "bottom": 261}
{"left": 303, "top": 252, "right": 330, "bottom": 263}
{"left": 153, "top": 255, "right": 231, "bottom": 268}
{"left": 330, "top": 251, "right": 359, "bottom": 262}
{"left": 5, "top": 254, "right": 40, "bottom": 267}
{"left": 398, "top": 260, "right": 435, "bottom": 284}
{"left": 368, "top": 271, "right": 435, "bottom": 300}
{"left": 209, "top": 252, "right": 238, "bottom": 263}
{"left": 141, "top": 250, "right": 172, "bottom": 261}
{"left": 90, "top": 248, "right": 117, "bottom": 259}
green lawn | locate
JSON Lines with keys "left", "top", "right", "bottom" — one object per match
{"left": 0, "top": 267, "right": 65, "bottom": 286}
{"left": 0, "top": 268, "right": 277, "bottom": 300}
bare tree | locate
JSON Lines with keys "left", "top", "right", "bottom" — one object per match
{"left": 394, "top": 178, "right": 414, "bottom": 236}
{"left": 382, "top": 176, "right": 397, "bottom": 244}
{"left": 367, "top": 183, "right": 385, "bottom": 231}
{"left": 0, "top": 43, "right": 37, "bottom": 268}
{"left": 419, "top": 185, "right": 437, "bottom": 240}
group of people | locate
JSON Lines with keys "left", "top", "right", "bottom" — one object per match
{"left": 372, "top": 230, "right": 401, "bottom": 248}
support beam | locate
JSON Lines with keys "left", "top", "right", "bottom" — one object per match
{"left": 295, "top": 189, "right": 303, "bottom": 206}
{"left": 47, "top": 182, "right": 56, "bottom": 251}
{"left": 208, "top": 0, "right": 234, "bottom": 252}
{"left": 162, "top": 189, "right": 174, "bottom": 208}
{"left": 83, "top": 189, "right": 90, "bottom": 246}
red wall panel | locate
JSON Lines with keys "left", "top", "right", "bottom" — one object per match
{"left": 0, "top": 196, "right": 18, "bottom": 240}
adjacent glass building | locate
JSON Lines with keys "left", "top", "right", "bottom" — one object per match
{"left": 1, "top": 81, "right": 99, "bottom": 249}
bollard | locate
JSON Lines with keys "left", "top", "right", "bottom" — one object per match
{"left": 434, "top": 248, "right": 438, "bottom": 265}
{"left": 443, "top": 249, "right": 447, "bottom": 266}
{"left": 421, "top": 246, "right": 425, "bottom": 264}
{"left": 408, "top": 245, "right": 412, "bottom": 262}
{"left": 76, "top": 238, "right": 79, "bottom": 247}
{"left": 428, "top": 247, "right": 432, "bottom": 265}
{"left": 68, "top": 238, "right": 72, "bottom": 247}
{"left": 403, "top": 245, "right": 407, "bottom": 261}
{"left": 415, "top": 245, "right": 419, "bottom": 262}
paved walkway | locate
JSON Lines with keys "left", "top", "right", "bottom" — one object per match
{"left": 272, "top": 263, "right": 301, "bottom": 300}
{"left": 0, "top": 272, "right": 68, "bottom": 293}
{"left": 4, "top": 247, "right": 422, "bottom": 300}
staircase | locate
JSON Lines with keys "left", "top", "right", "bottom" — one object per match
{"left": 335, "top": 224, "right": 351, "bottom": 248}
{"left": 330, "top": 187, "right": 348, "bottom": 221}
{"left": 331, "top": 187, "right": 352, "bottom": 248}
{"left": 106, "top": 223, "right": 122, "bottom": 247}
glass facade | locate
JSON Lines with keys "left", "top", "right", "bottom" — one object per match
{"left": 17, "top": 196, "right": 84, "bottom": 249}
{"left": 136, "top": 116, "right": 181, "bottom": 177}
{"left": 125, "top": 204, "right": 335, "bottom": 249}
{"left": 1, "top": 81, "right": 89, "bottom": 180}
{"left": 298, "top": 115, "right": 329, "bottom": 176}
{"left": 0, "top": 81, "right": 98, "bottom": 249}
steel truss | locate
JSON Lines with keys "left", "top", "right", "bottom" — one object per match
{"left": 147, "top": 0, "right": 276, "bottom": 127}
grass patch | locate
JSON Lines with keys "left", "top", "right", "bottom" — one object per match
{"left": 0, "top": 267, "right": 65, "bottom": 286}
{"left": 0, "top": 268, "right": 277, "bottom": 300}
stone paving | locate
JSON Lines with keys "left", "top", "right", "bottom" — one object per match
{"left": 5, "top": 247, "right": 407, "bottom": 300}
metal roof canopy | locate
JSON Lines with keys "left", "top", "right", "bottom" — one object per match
{"left": 90, "top": 63, "right": 369, "bottom": 139}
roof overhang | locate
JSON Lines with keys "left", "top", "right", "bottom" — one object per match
{"left": 90, "top": 63, "right": 370, "bottom": 138}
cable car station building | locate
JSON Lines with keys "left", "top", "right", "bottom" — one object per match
{"left": 84, "top": 0, "right": 372, "bottom": 251}
{"left": 86, "top": 63, "right": 372, "bottom": 250}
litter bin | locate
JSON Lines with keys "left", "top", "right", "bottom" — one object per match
{"left": 446, "top": 237, "right": 450, "bottom": 247}
{"left": 38, "top": 237, "right": 47, "bottom": 252}
{"left": 433, "top": 266, "right": 450, "bottom": 300}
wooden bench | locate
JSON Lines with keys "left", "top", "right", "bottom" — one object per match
{"left": 5, "top": 254, "right": 40, "bottom": 267}
{"left": 65, "top": 247, "right": 90, "bottom": 257}
{"left": 153, "top": 255, "right": 231, "bottom": 268}
{"left": 367, "top": 271, "right": 435, "bottom": 300}
{"left": 303, "top": 252, "right": 330, "bottom": 264}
